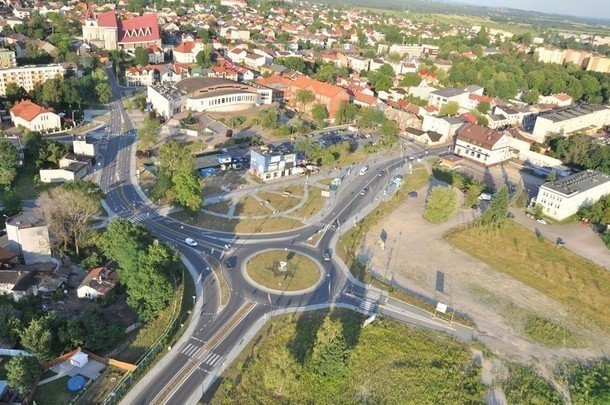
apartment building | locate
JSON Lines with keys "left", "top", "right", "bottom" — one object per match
{"left": 532, "top": 104, "right": 610, "bottom": 140}
{"left": 0, "top": 64, "right": 65, "bottom": 96}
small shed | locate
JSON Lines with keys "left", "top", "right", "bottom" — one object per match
{"left": 70, "top": 352, "right": 89, "bottom": 368}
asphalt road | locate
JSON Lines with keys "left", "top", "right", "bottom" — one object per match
{"left": 97, "top": 67, "right": 474, "bottom": 405}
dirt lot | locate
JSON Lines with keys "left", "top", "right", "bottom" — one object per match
{"left": 359, "top": 180, "right": 610, "bottom": 368}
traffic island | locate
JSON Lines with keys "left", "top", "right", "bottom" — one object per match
{"left": 246, "top": 250, "right": 321, "bottom": 292}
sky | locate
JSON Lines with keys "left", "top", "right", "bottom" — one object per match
{"left": 457, "top": 0, "right": 610, "bottom": 20}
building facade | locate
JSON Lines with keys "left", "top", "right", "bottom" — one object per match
{"left": 454, "top": 123, "right": 512, "bottom": 167}
{"left": 535, "top": 170, "right": 610, "bottom": 221}
{"left": 10, "top": 100, "right": 61, "bottom": 132}
{"left": 0, "top": 64, "right": 64, "bottom": 96}
{"left": 5, "top": 212, "right": 52, "bottom": 265}
{"left": 532, "top": 104, "right": 610, "bottom": 140}
{"left": 147, "top": 85, "right": 188, "bottom": 120}
{"left": 249, "top": 149, "right": 297, "bottom": 181}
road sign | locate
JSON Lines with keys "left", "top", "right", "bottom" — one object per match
{"left": 436, "top": 302, "right": 448, "bottom": 313}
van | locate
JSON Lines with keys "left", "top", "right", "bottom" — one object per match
{"left": 359, "top": 166, "right": 369, "bottom": 175}
{"left": 478, "top": 193, "right": 493, "bottom": 201}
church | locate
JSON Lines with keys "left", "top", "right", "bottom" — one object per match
{"left": 82, "top": 2, "right": 161, "bottom": 51}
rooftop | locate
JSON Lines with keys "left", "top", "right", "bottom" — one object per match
{"left": 430, "top": 87, "right": 467, "bottom": 98}
{"left": 541, "top": 169, "right": 610, "bottom": 196}
{"left": 538, "top": 104, "right": 608, "bottom": 123}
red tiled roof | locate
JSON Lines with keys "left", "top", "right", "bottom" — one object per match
{"left": 469, "top": 94, "right": 493, "bottom": 103}
{"left": 352, "top": 91, "right": 377, "bottom": 105}
{"left": 96, "top": 10, "right": 117, "bottom": 27}
{"left": 457, "top": 122, "right": 504, "bottom": 150}
{"left": 291, "top": 76, "right": 345, "bottom": 99}
{"left": 118, "top": 13, "right": 160, "bottom": 43}
{"left": 257, "top": 75, "right": 292, "bottom": 88}
{"left": 174, "top": 41, "right": 195, "bottom": 53}
{"left": 419, "top": 70, "right": 437, "bottom": 79}
{"left": 555, "top": 93, "right": 572, "bottom": 101}
{"left": 10, "top": 100, "right": 54, "bottom": 122}
{"left": 460, "top": 112, "right": 478, "bottom": 123}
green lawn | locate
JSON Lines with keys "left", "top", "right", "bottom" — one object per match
{"left": 257, "top": 192, "right": 302, "bottom": 212}
{"left": 171, "top": 211, "right": 304, "bottom": 234}
{"left": 3, "top": 159, "right": 59, "bottom": 200}
{"left": 34, "top": 376, "right": 78, "bottom": 405}
{"left": 247, "top": 251, "right": 320, "bottom": 292}
{"left": 234, "top": 196, "right": 272, "bottom": 217}
{"left": 446, "top": 221, "right": 610, "bottom": 329}
{"left": 209, "top": 310, "right": 485, "bottom": 403}
{"left": 291, "top": 187, "right": 326, "bottom": 219}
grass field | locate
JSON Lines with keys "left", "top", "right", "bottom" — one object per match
{"left": 234, "top": 196, "right": 272, "bottom": 217}
{"left": 3, "top": 159, "right": 59, "bottom": 200}
{"left": 204, "top": 200, "right": 231, "bottom": 215}
{"left": 34, "top": 376, "right": 77, "bottom": 405}
{"left": 171, "top": 211, "right": 304, "bottom": 233}
{"left": 257, "top": 192, "right": 302, "bottom": 212}
{"left": 446, "top": 221, "right": 610, "bottom": 329}
{"left": 209, "top": 310, "right": 484, "bottom": 403}
{"left": 291, "top": 187, "right": 326, "bottom": 219}
{"left": 247, "top": 251, "right": 320, "bottom": 292}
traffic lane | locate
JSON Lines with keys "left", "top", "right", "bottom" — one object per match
{"left": 163, "top": 304, "right": 267, "bottom": 405}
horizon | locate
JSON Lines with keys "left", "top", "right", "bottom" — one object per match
{"left": 455, "top": 0, "right": 610, "bottom": 21}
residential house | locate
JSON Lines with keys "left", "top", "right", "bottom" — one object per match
{"left": 77, "top": 266, "right": 118, "bottom": 300}
{"left": 125, "top": 65, "right": 155, "bottom": 86}
{"left": 454, "top": 123, "right": 512, "bottom": 167}
{"left": 72, "top": 134, "right": 97, "bottom": 157}
{"left": 227, "top": 47, "right": 248, "bottom": 64}
{"left": 428, "top": 87, "right": 469, "bottom": 110}
{"left": 10, "top": 100, "right": 61, "bottom": 132}
{"left": 404, "top": 127, "right": 447, "bottom": 146}
{"left": 347, "top": 55, "right": 369, "bottom": 72}
{"left": 173, "top": 39, "right": 204, "bottom": 64}
{"left": 539, "top": 93, "right": 573, "bottom": 107}
{"left": 422, "top": 115, "right": 466, "bottom": 141}
{"left": 39, "top": 153, "right": 92, "bottom": 183}
{"left": 383, "top": 106, "right": 421, "bottom": 131}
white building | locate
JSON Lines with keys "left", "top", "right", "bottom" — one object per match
{"left": 454, "top": 123, "right": 512, "bottom": 167}
{"left": 147, "top": 85, "right": 188, "bottom": 120}
{"left": 532, "top": 104, "right": 610, "bottom": 141}
{"left": 178, "top": 77, "right": 272, "bottom": 113}
{"left": 0, "top": 64, "right": 65, "bottom": 96}
{"left": 535, "top": 170, "right": 610, "bottom": 221}
{"left": 422, "top": 115, "right": 466, "bottom": 140}
{"left": 72, "top": 134, "right": 96, "bottom": 157}
{"left": 5, "top": 211, "right": 52, "bottom": 265}
{"left": 428, "top": 87, "right": 470, "bottom": 110}
{"left": 10, "top": 100, "right": 61, "bottom": 133}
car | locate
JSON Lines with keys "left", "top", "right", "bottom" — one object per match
{"left": 220, "top": 148, "right": 228, "bottom": 153}
{"left": 185, "top": 238, "right": 198, "bottom": 247}
{"left": 359, "top": 166, "right": 369, "bottom": 175}
{"left": 360, "top": 188, "right": 368, "bottom": 196}
{"left": 408, "top": 191, "right": 418, "bottom": 198}
{"left": 536, "top": 218, "right": 547, "bottom": 225}
{"left": 322, "top": 251, "right": 331, "bottom": 261}
{"left": 378, "top": 172, "right": 384, "bottom": 177}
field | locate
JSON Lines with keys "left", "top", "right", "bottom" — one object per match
{"left": 446, "top": 221, "right": 610, "bottom": 329}
{"left": 171, "top": 211, "right": 304, "bottom": 233}
{"left": 246, "top": 251, "right": 320, "bottom": 291}
{"left": 209, "top": 310, "right": 484, "bottom": 404}
{"left": 257, "top": 192, "right": 302, "bottom": 212}
{"left": 290, "top": 186, "right": 326, "bottom": 219}
{"left": 34, "top": 377, "right": 78, "bottom": 405}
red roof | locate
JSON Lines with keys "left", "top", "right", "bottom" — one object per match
{"left": 457, "top": 122, "right": 504, "bottom": 149}
{"left": 469, "top": 93, "right": 493, "bottom": 103}
{"left": 174, "top": 41, "right": 195, "bottom": 53}
{"left": 460, "top": 112, "right": 478, "bottom": 124}
{"left": 291, "top": 76, "right": 346, "bottom": 99}
{"left": 555, "top": 93, "right": 572, "bottom": 101}
{"left": 352, "top": 91, "right": 377, "bottom": 105}
{"left": 419, "top": 70, "right": 437, "bottom": 79}
{"left": 96, "top": 10, "right": 117, "bottom": 27}
{"left": 257, "top": 75, "right": 292, "bottom": 88}
{"left": 118, "top": 13, "right": 160, "bottom": 43}
{"left": 10, "top": 100, "right": 55, "bottom": 122}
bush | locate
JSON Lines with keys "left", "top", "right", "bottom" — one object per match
{"left": 504, "top": 363, "right": 562, "bottom": 404}
{"left": 523, "top": 315, "right": 576, "bottom": 347}
{"left": 81, "top": 252, "right": 102, "bottom": 270}
{"left": 424, "top": 186, "right": 457, "bottom": 223}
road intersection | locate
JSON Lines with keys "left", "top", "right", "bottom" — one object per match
{"left": 95, "top": 67, "right": 473, "bottom": 404}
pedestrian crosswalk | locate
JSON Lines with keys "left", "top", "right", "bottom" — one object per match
{"left": 359, "top": 300, "right": 377, "bottom": 312}
{"left": 315, "top": 220, "right": 337, "bottom": 231}
{"left": 364, "top": 290, "right": 382, "bottom": 301}
{"left": 180, "top": 343, "right": 223, "bottom": 367}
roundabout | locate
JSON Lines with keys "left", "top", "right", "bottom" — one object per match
{"left": 243, "top": 249, "right": 324, "bottom": 294}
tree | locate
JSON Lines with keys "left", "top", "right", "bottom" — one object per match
{"left": 5, "top": 82, "right": 28, "bottom": 104}
{"left": 173, "top": 171, "right": 203, "bottom": 211}
{"left": 314, "top": 63, "right": 335, "bottom": 83}
{"left": 424, "top": 186, "right": 458, "bottom": 223}
{"left": 378, "top": 63, "right": 395, "bottom": 77}
{"left": 134, "top": 46, "right": 149, "bottom": 66}
{"left": 137, "top": 117, "right": 160, "bottom": 151}
{"left": 308, "top": 315, "right": 348, "bottom": 380}
{"left": 259, "top": 107, "right": 279, "bottom": 129}
{"left": 358, "top": 106, "right": 384, "bottom": 129}
{"left": 42, "top": 79, "right": 62, "bottom": 108}
{"left": 335, "top": 101, "right": 358, "bottom": 125}
{"left": 39, "top": 181, "right": 102, "bottom": 255}
{"left": 439, "top": 101, "right": 460, "bottom": 117}
{"left": 465, "top": 182, "right": 485, "bottom": 208}
{"left": 546, "top": 170, "right": 557, "bottom": 182}
{"left": 20, "top": 318, "right": 53, "bottom": 361}
{"left": 1, "top": 190, "right": 23, "bottom": 216}
{"left": 399, "top": 72, "right": 421, "bottom": 87}
{"left": 95, "top": 81, "right": 111, "bottom": 103}
{"left": 0, "top": 140, "right": 19, "bottom": 185}
{"left": 482, "top": 186, "right": 510, "bottom": 227}
{"left": 311, "top": 103, "right": 328, "bottom": 126}
{"left": 158, "top": 141, "right": 195, "bottom": 178}
{"left": 195, "top": 44, "right": 213, "bottom": 68}
{"left": 5, "top": 356, "right": 40, "bottom": 395}
{"left": 524, "top": 89, "right": 540, "bottom": 104}
{"left": 295, "top": 89, "right": 315, "bottom": 106}
{"left": 477, "top": 101, "right": 491, "bottom": 115}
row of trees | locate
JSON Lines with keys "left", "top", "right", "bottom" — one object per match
{"left": 546, "top": 134, "right": 610, "bottom": 174}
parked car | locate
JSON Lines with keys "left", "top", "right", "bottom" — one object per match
{"left": 408, "top": 191, "right": 418, "bottom": 198}
{"left": 536, "top": 218, "right": 547, "bottom": 225}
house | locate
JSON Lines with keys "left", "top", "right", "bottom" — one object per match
{"left": 227, "top": 47, "right": 248, "bottom": 64}
{"left": 383, "top": 107, "right": 421, "bottom": 131}
{"left": 5, "top": 211, "right": 52, "bottom": 265}
{"left": 125, "top": 65, "right": 155, "bottom": 86}
{"left": 10, "top": 100, "right": 61, "bottom": 133}
{"left": 256, "top": 74, "right": 292, "bottom": 102}
{"left": 77, "top": 266, "right": 118, "bottom": 300}
{"left": 72, "top": 134, "right": 97, "bottom": 157}
{"left": 539, "top": 93, "right": 573, "bottom": 107}
{"left": 534, "top": 170, "right": 610, "bottom": 221}
{"left": 347, "top": 55, "right": 370, "bottom": 72}
{"left": 173, "top": 40, "right": 204, "bottom": 64}
{"left": 39, "top": 154, "right": 92, "bottom": 183}
{"left": 404, "top": 127, "right": 447, "bottom": 146}
{"left": 422, "top": 115, "right": 466, "bottom": 141}
{"left": 454, "top": 123, "right": 512, "bottom": 167}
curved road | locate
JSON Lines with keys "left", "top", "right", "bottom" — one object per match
{"left": 97, "top": 67, "right": 473, "bottom": 405}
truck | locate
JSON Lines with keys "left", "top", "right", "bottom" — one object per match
{"left": 478, "top": 193, "right": 493, "bottom": 201}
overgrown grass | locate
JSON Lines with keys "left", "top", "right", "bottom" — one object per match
{"left": 4, "top": 159, "right": 59, "bottom": 200}
{"left": 234, "top": 196, "right": 272, "bottom": 217}
{"left": 204, "top": 200, "right": 232, "bottom": 215}
{"left": 34, "top": 376, "right": 78, "bottom": 405}
{"left": 503, "top": 363, "right": 562, "bottom": 405}
{"left": 247, "top": 251, "right": 320, "bottom": 292}
{"left": 446, "top": 221, "right": 610, "bottom": 329}
{"left": 291, "top": 186, "right": 326, "bottom": 219}
{"left": 257, "top": 192, "right": 302, "bottom": 212}
{"left": 210, "top": 310, "right": 484, "bottom": 403}
{"left": 170, "top": 211, "right": 304, "bottom": 233}
{"left": 524, "top": 315, "right": 577, "bottom": 348}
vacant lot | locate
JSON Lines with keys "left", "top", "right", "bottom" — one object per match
{"left": 247, "top": 251, "right": 320, "bottom": 291}
{"left": 446, "top": 222, "right": 610, "bottom": 329}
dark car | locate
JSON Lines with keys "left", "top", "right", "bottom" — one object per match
{"left": 408, "top": 191, "right": 418, "bottom": 198}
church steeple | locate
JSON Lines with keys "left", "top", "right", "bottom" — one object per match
{"left": 84, "top": 0, "right": 96, "bottom": 21}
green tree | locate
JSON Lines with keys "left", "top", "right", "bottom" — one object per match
{"left": 1, "top": 190, "right": 23, "bottom": 216}
{"left": 524, "top": 88, "right": 540, "bottom": 104}
{"left": 308, "top": 316, "right": 348, "bottom": 380}
{"left": 137, "top": 117, "right": 160, "bottom": 151}
{"left": 424, "top": 186, "right": 457, "bottom": 223}
{"left": 439, "top": 101, "right": 460, "bottom": 117}
{"left": 0, "top": 140, "right": 19, "bottom": 185}
{"left": 335, "top": 101, "right": 358, "bottom": 125}
{"left": 134, "top": 46, "right": 149, "bottom": 66}
{"left": 5, "top": 82, "right": 28, "bottom": 104}
{"left": 259, "top": 107, "right": 279, "bottom": 129}
{"left": 314, "top": 63, "right": 335, "bottom": 83}
{"left": 195, "top": 44, "right": 214, "bottom": 68}
{"left": 295, "top": 89, "right": 315, "bottom": 106}
{"left": 357, "top": 106, "right": 384, "bottom": 129}
{"left": 482, "top": 186, "right": 510, "bottom": 226}
{"left": 464, "top": 182, "right": 485, "bottom": 208}
{"left": 173, "top": 171, "right": 203, "bottom": 211}
{"left": 158, "top": 141, "right": 195, "bottom": 178}
{"left": 42, "top": 79, "right": 62, "bottom": 108}
{"left": 380, "top": 119, "right": 399, "bottom": 146}
{"left": 5, "top": 356, "right": 40, "bottom": 395}
{"left": 95, "top": 81, "right": 111, "bottom": 103}
{"left": 399, "top": 72, "right": 421, "bottom": 87}
{"left": 378, "top": 63, "right": 395, "bottom": 77}
{"left": 20, "top": 318, "right": 53, "bottom": 361}
{"left": 311, "top": 103, "right": 328, "bottom": 126}
{"left": 477, "top": 101, "right": 491, "bottom": 114}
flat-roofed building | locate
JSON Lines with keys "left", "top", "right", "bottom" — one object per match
{"left": 531, "top": 104, "right": 610, "bottom": 141}
{"left": 535, "top": 170, "right": 610, "bottom": 220}
{"left": 0, "top": 64, "right": 65, "bottom": 96}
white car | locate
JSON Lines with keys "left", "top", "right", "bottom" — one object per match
{"left": 185, "top": 238, "right": 198, "bottom": 247}
{"left": 536, "top": 219, "right": 547, "bottom": 225}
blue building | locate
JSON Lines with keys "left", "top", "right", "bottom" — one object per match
{"left": 249, "top": 148, "right": 298, "bottom": 181}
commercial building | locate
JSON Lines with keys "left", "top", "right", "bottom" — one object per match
{"left": 535, "top": 170, "right": 610, "bottom": 221}
{"left": 177, "top": 77, "right": 272, "bottom": 113}
{"left": 454, "top": 123, "right": 512, "bottom": 167}
{"left": 10, "top": 99, "right": 61, "bottom": 132}
{"left": 428, "top": 87, "right": 469, "bottom": 110}
{"left": 249, "top": 148, "right": 298, "bottom": 181}
{"left": 0, "top": 64, "right": 65, "bottom": 96}
{"left": 147, "top": 85, "right": 188, "bottom": 119}
{"left": 531, "top": 104, "right": 610, "bottom": 141}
